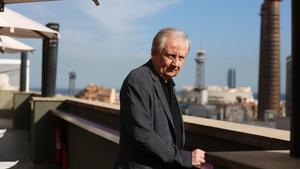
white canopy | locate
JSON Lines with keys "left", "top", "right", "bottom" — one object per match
{"left": 1, "top": 0, "right": 98, "bottom": 6}
{"left": 2, "top": 0, "right": 58, "bottom": 4}
{"left": 0, "top": 35, "right": 34, "bottom": 53}
{"left": 0, "top": 7, "right": 59, "bottom": 39}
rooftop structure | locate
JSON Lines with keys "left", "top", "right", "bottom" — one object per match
{"left": 195, "top": 48, "right": 206, "bottom": 90}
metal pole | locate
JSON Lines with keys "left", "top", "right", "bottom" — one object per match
{"left": 290, "top": 0, "right": 300, "bottom": 158}
{"left": 41, "top": 23, "right": 59, "bottom": 97}
{"left": 20, "top": 52, "right": 27, "bottom": 92}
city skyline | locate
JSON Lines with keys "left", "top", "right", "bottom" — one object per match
{"left": 0, "top": 0, "right": 291, "bottom": 93}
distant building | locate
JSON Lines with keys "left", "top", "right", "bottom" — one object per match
{"left": 181, "top": 104, "right": 218, "bottom": 119}
{"left": 286, "top": 55, "right": 292, "bottom": 117}
{"left": 206, "top": 86, "right": 254, "bottom": 104}
{"left": 223, "top": 104, "right": 253, "bottom": 123}
{"left": 76, "top": 84, "right": 119, "bottom": 104}
{"left": 181, "top": 85, "right": 254, "bottom": 105}
{"left": 227, "top": 68, "right": 236, "bottom": 88}
{"left": 181, "top": 85, "right": 208, "bottom": 105}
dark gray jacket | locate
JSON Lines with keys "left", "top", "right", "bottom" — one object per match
{"left": 115, "top": 60, "right": 192, "bottom": 169}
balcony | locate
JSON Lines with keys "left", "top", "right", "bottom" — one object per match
{"left": 1, "top": 90, "right": 298, "bottom": 169}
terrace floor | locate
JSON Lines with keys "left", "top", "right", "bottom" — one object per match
{"left": 0, "top": 118, "right": 58, "bottom": 169}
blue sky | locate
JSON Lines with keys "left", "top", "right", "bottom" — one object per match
{"left": 1, "top": 0, "right": 291, "bottom": 93}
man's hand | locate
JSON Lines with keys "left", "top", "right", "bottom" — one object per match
{"left": 192, "top": 149, "right": 205, "bottom": 168}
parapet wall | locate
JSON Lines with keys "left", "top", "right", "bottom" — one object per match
{"left": 28, "top": 96, "right": 290, "bottom": 169}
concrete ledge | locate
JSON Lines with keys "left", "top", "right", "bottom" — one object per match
{"left": 55, "top": 98, "right": 290, "bottom": 150}
{"left": 65, "top": 98, "right": 120, "bottom": 115}
{"left": 183, "top": 115, "right": 289, "bottom": 140}
{"left": 31, "top": 96, "right": 67, "bottom": 102}
{"left": 59, "top": 98, "right": 120, "bottom": 132}
{"left": 206, "top": 150, "right": 300, "bottom": 169}
{"left": 52, "top": 109, "right": 119, "bottom": 144}
{"left": 183, "top": 115, "right": 289, "bottom": 150}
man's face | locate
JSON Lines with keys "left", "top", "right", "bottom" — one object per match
{"left": 152, "top": 36, "right": 189, "bottom": 80}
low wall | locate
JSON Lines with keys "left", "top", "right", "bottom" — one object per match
{"left": 30, "top": 96, "right": 65, "bottom": 164}
{"left": 0, "top": 90, "right": 16, "bottom": 128}
{"left": 13, "top": 92, "right": 40, "bottom": 129}
{"left": 30, "top": 97, "right": 290, "bottom": 169}
{"left": 0, "top": 90, "right": 15, "bottom": 110}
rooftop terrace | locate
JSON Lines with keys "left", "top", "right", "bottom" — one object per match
{"left": 0, "top": 1, "right": 299, "bottom": 168}
{"left": 0, "top": 90, "right": 299, "bottom": 169}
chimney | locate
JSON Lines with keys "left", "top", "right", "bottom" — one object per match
{"left": 257, "top": 0, "right": 281, "bottom": 121}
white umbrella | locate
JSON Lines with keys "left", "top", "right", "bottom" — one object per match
{"left": 0, "top": 35, "right": 34, "bottom": 53}
{"left": 0, "top": 0, "right": 60, "bottom": 11}
{"left": 0, "top": 7, "right": 59, "bottom": 39}
{"left": 2, "top": 0, "right": 58, "bottom": 4}
{"left": 1, "top": 0, "right": 99, "bottom": 8}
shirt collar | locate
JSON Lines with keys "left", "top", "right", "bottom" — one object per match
{"left": 148, "top": 59, "right": 176, "bottom": 88}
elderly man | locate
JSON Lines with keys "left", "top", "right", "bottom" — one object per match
{"left": 115, "top": 28, "right": 205, "bottom": 169}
